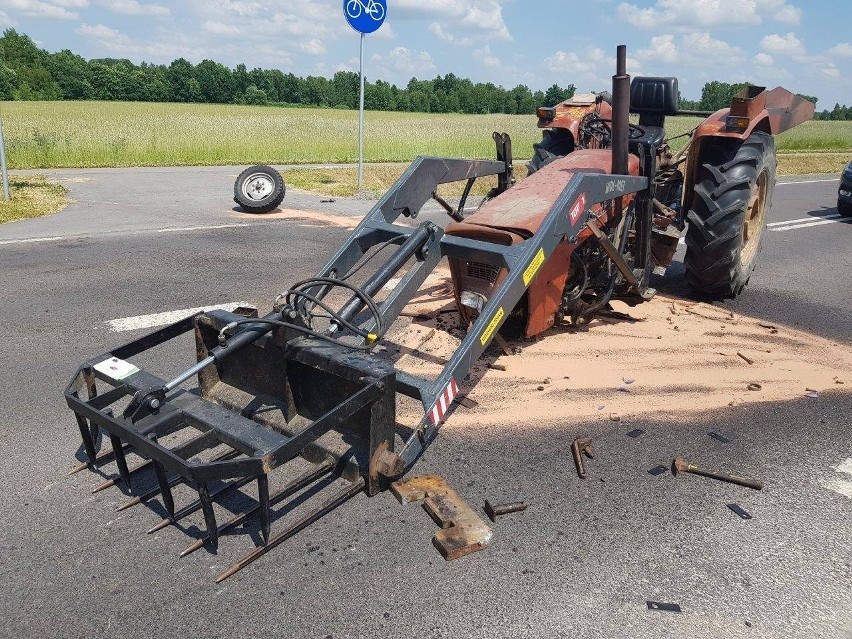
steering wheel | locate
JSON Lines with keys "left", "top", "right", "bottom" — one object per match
{"left": 628, "top": 123, "right": 646, "bottom": 140}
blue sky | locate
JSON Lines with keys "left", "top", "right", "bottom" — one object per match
{"left": 1, "top": 0, "right": 850, "bottom": 108}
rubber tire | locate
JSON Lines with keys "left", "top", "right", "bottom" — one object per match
{"left": 838, "top": 200, "right": 852, "bottom": 217}
{"left": 526, "top": 128, "right": 574, "bottom": 175}
{"left": 234, "top": 165, "right": 286, "bottom": 214}
{"left": 684, "top": 132, "right": 776, "bottom": 299}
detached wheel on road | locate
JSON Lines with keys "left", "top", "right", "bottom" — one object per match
{"left": 234, "top": 165, "right": 286, "bottom": 214}
{"left": 684, "top": 131, "right": 776, "bottom": 299}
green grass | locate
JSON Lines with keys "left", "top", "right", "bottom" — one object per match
{"left": 0, "top": 174, "right": 68, "bottom": 224}
{"left": 1, "top": 101, "right": 850, "bottom": 170}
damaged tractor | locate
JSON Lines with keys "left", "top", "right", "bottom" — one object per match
{"left": 64, "top": 46, "right": 813, "bottom": 580}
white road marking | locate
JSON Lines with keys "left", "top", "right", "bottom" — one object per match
{"left": 777, "top": 178, "right": 840, "bottom": 185}
{"left": 767, "top": 213, "right": 842, "bottom": 227}
{"left": 770, "top": 218, "right": 847, "bottom": 233}
{"left": 0, "top": 236, "right": 66, "bottom": 246}
{"left": 157, "top": 223, "right": 249, "bottom": 233}
{"left": 821, "top": 458, "right": 852, "bottom": 500}
{"left": 106, "top": 302, "right": 251, "bottom": 332}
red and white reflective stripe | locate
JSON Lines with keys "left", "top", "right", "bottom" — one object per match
{"left": 428, "top": 378, "right": 459, "bottom": 425}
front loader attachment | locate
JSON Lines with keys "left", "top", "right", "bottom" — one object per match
{"left": 65, "top": 144, "right": 649, "bottom": 579}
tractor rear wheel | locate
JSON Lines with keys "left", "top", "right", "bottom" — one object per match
{"left": 526, "top": 128, "right": 574, "bottom": 175}
{"left": 684, "top": 132, "right": 776, "bottom": 298}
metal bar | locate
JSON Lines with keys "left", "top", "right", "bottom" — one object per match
{"left": 611, "top": 45, "right": 630, "bottom": 177}
{"left": 153, "top": 461, "right": 175, "bottom": 519}
{"left": 180, "top": 461, "right": 334, "bottom": 557}
{"left": 108, "top": 433, "right": 131, "bottom": 488}
{"left": 358, "top": 32, "right": 365, "bottom": 193}
{"left": 197, "top": 483, "right": 219, "bottom": 548}
{"left": 215, "top": 477, "right": 364, "bottom": 582}
{"left": 0, "top": 115, "right": 9, "bottom": 202}
{"left": 585, "top": 220, "right": 640, "bottom": 288}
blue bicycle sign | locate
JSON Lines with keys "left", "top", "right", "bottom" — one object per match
{"left": 343, "top": 0, "right": 386, "bottom": 34}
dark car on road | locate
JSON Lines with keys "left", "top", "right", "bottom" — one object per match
{"left": 839, "top": 160, "right": 852, "bottom": 216}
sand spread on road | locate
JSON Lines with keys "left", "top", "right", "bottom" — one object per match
{"left": 230, "top": 208, "right": 360, "bottom": 228}
{"left": 383, "top": 273, "right": 851, "bottom": 429}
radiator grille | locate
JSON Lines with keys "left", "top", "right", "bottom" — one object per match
{"left": 467, "top": 261, "right": 500, "bottom": 283}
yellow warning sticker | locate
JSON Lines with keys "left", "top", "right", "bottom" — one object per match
{"left": 480, "top": 307, "right": 505, "bottom": 346}
{"left": 523, "top": 248, "right": 546, "bottom": 286}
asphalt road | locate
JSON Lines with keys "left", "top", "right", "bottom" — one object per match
{"left": 1, "top": 167, "right": 850, "bottom": 639}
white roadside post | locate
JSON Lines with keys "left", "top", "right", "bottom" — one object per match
{"left": 343, "top": 0, "right": 387, "bottom": 194}
{"left": 0, "top": 114, "right": 9, "bottom": 201}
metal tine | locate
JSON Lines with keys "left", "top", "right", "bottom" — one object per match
{"left": 93, "top": 458, "right": 152, "bottom": 494}
{"left": 153, "top": 462, "right": 175, "bottom": 520}
{"left": 115, "top": 449, "right": 240, "bottom": 512}
{"left": 70, "top": 440, "right": 129, "bottom": 475}
{"left": 108, "top": 433, "right": 132, "bottom": 488}
{"left": 216, "top": 477, "right": 364, "bottom": 583}
{"left": 147, "top": 474, "right": 255, "bottom": 534}
{"left": 74, "top": 413, "right": 98, "bottom": 466}
{"left": 180, "top": 461, "right": 334, "bottom": 558}
{"left": 197, "top": 483, "right": 218, "bottom": 549}
{"left": 257, "top": 474, "right": 270, "bottom": 544}
{"left": 96, "top": 429, "right": 218, "bottom": 492}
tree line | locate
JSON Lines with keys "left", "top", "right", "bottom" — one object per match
{"left": 1, "top": 29, "right": 843, "bottom": 119}
{"left": 0, "top": 29, "right": 574, "bottom": 114}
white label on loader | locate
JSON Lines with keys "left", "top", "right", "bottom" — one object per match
{"left": 94, "top": 357, "right": 140, "bottom": 381}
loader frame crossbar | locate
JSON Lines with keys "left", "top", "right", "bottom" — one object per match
{"left": 65, "top": 152, "right": 647, "bottom": 580}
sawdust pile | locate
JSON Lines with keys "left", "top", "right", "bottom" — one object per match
{"left": 384, "top": 275, "right": 851, "bottom": 428}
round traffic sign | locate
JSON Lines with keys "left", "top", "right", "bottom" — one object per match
{"left": 343, "top": 0, "right": 387, "bottom": 34}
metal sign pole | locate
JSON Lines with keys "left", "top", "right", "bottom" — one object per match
{"left": 0, "top": 115, "right": 9, "bottom": 201}
{"left": 358, "top": 32, "right": 365, "bottom": 193}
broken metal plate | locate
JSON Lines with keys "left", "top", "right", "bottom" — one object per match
{"left": 391, "top": 475, "right": 492, "bottom": 561}
{"left": 709, "top": 432, "right": 732, "bottom": 443}
{"left": 727, "top": 503, "right": 753, "bottom": 520}
{"left": 647, "top": 601, "right": 682, "bottom": 613}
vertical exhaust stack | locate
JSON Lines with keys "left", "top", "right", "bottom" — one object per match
{"left": 611, "top": 45, "right": 630, "bottom": 176}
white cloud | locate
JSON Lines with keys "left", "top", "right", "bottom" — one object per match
{"left": 76, "top": 22, "right": 131, "bottom": 43}
{"left": 394, "top": 0, "right": 511, "bottom": 42}
{"left": 827, "top": 43, "right": 852, "bottom": 57}
{"left": 819, "top": 63, "right": 840, "bottom": 79}
{"left": 474, "top": 45, "right": 500, "bottom": 69}
{"left": 371, "top": 46, "right": 436, "bottom": 76}
{"left": 428, "top": 22, "right": 472, "bottom": 46}
{"left": 637, "top": 34, "right": 678, "bottom": 63}
{"left": 6, "top": 0, "right": 87, "bottom": 20}
{"left": 617, "top": 0, "right": 802, "bottom": 29}
{"left": 635, "top": 32, "right": 742, "bottom": 67}
{"left": 0, "top": 10, "right": 18, "bottom": 27}
{"left": 760, "top": 32, "right": 804, "bottom": 56}
{"left": 97, "top": 0, "right": 170, "bottom": 16}
{"left": 299, "top": 38, "right": 326, "bottom": 56}
{"left": 754, "top": 52, "right": 774, "bottom": 65}
{"left": 201, "top": 21, "right": 241, "bottom": 37}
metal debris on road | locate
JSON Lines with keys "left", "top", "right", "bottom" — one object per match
{"left": 748, "top": 383, "right": 763, "bottom": 391}
{"left": 648, "top": 465, "right": 668, "bottom": 476}
{"left": 483, "top": 499, "right": 529, "bottom": 522}
{"left": 708, "top": 432, "right": 732, "bottom": 444}
{"left": 671, "top": 457, "right": 763, "bottom": 490}
{"left": 727, "top": 503, "right": 753, "bottom": 520}
{"left": 737, "top": 352, "right": 755, "bottom": 365}
{"left": 392, "top": 475, "right": 492, "bottom": 560}
{"left": 647, "top": 601, "right": 682, "bottom": 613}
{"left": 626, "top": 429, "right": 645, "bottom": 438}
{"left": 571, "top": 436, "right": 594, "bottom": 478}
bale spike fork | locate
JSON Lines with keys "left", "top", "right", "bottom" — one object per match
{"left": 65, "top": 146, "right": 647, "bottom": 580}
